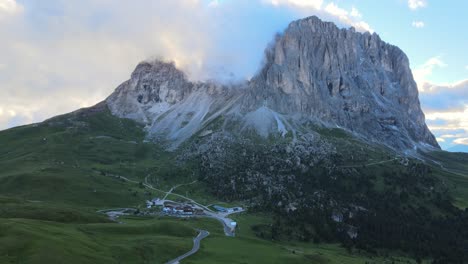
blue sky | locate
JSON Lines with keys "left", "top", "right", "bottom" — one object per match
{"left": 0, "top": 0, "right": 467, "bottom": 150}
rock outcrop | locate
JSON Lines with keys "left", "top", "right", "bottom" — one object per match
{"left": 106, "top": 16, "right": 439, "bottom": 151}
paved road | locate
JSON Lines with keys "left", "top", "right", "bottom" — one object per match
{"left": 205, "top": 209, "right": 245, "bottom": 237}
{"left": 166, "top": 230, "right": 209, "bottom": 264}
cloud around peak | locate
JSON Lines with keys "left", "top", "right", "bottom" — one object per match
{"left": 0, "top": 0, "right": 375, "bottom": 130}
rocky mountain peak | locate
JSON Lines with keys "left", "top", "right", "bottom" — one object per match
{"left": 106, "top": 16, "right": 439, "bottom": 151}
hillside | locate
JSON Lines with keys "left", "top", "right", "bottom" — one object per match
{"left": 0, "top": 104, "right": 467, "bottom": 263}
{"left": 1, "top": 15, "right": 467, "bottom": 264}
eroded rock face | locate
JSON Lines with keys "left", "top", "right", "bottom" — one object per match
{"left": 106, "top": 16, "right": 439, "bottom": 151}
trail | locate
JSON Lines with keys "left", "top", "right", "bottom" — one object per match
{"left": 163, "top": 180, "right": 198, "bottom": 200}
{"left": 119, "top": 175, "right": 213, "bottom": 212}
{"left": 337, "top": 158, "right": 398, "bottom": 168}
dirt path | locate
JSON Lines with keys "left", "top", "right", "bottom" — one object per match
{"left": 337, "top": 158, "right": 398, "bottom": 168}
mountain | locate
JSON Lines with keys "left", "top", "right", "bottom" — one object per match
{"left": 1, "top": 16, "right": 468, "bottom": 264}
{"left": 107, "top": 16, "right": 438, "bottom": 152}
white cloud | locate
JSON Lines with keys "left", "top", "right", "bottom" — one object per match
{"left": 324, "top": 3, "right": 372, "bottom": 32}
{"left": 454, "top": 138, "right": 468, "bottom": 146}
{"left": 350, "top": 7, "right": 362, "bottom": 18}
{"left": 0, "top": 0, "right": 22, "bottom": 17}
{"left": 413, "top": 56, "right": 447, "bottom": 90}
{"left": 412, "top": 21, "right": 425, "bottom": 28}
{"left": 266, "top": 0, "right": 324, "bottom": 10}
{"left": 436, "top": 137, "right": 445, "bottom": 143}
{"left": 264, "top": 1, "right": 371, "bottom": 32}
{"left": 441, "top": 134, "right": 463, "bottom": 139}
{"left": 208, "top": 0, "right": 219, "bottom": 7}
{"left": 324, "top": 2, "right": 347, "bottom": 17}
{"left": 0, "top": 0, "right": 376, "bottom": 131}
{"left": 420, "top": 79, "right": 468, "bottom": 150}
{"left": 408, "top": 0, "right": 427, "bottom": 10}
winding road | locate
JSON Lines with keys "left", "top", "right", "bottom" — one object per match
{"left": 104, "top": 175, "right": 245, "bottom": 262}
{"left": 166, "top": 230, "right": 210, "bottom": 264}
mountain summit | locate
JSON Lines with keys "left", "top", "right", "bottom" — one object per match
{"left": 107, "top": 16, "right": 438, "bottom": 151}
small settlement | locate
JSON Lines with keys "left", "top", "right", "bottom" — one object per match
{"left": 143, "top": 197, "right": 244, "bottom": 234}
{"left": 162, "top": 201, "right": 204, "bottom": 215}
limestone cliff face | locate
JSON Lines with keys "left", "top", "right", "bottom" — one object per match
{"left": 106, "top": 16, "right": 439, "bottom": 151}
{"left": 243, "top": 16, "right": 438, "bottom": 149}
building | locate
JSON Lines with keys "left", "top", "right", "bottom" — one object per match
{"left": 230, "top": 221, "right": 237, "bottom": 232}
{"left": 182, "top": 206, "right": 194, "bottom": 215}
{"left": 213, "top": 205, "right": 228, "bottom": 212}
{"left": 174, "top": 207, "right": 184, "bottom": 214}
{"left": 163, "top": 205, "right": 174, "bottom": 213}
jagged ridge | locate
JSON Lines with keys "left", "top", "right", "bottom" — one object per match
{"left": 106, "top": 16, "right": 438, "bottom": 151}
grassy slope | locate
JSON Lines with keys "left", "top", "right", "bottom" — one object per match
{"left": 0, "top": 218, "right": 195, "bottom": 264}
{"left": 0, "top": 106, "right": 211, "bottom": 208}
{"left": 118, "top": 215, "right": 422, "bottom": 264}
{"left": 319, "top": 127, "right": 468, "bottom": 209}
{"left": 0, "top": 107, "right": 201, "bottom": 263}
{"left": 421, "top": 150, "right": 468, "bottom": 209}
{"left": 0, "top": 106, "right": 465, "bottom": 263}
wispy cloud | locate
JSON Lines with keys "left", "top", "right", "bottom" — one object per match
{"left": 420, "top": 80, "right": 468, "bottom": 114}
{"left": 420, "top": 79, "right": 468, "bottom": 150}
{"left": 0, "top": 0, "right": 375, "bottom": 131}
{"left": 413, "top": 56, "right": 447, "bottom": 90}
{"left": 264, "top": 0, "right": 372, "bottom": 32}
{"left": 350, "top": 7, "right": 362, "bottom": 18}
{"left": 454, "top": 138, "right": 468, "bottom": 146}
{"left": 0, "top": 0, "right": 22, "bottom": 18}
{"left": 266, "top": 0, "right": 324, "bottom": 10}
{"left": 408, "top": 0, "right": 427, "bottom": 10}
{"left": 323, "top": 3, "right": 371, "bottom": 32}
{"left": 412, "top": 21, "right": 425, "bottom": 28}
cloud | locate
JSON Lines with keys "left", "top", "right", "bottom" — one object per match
{"left": 419, "top": 80, "right": 468, "bottom": 113}
{"left": 323, "top": 3, "right": 371, "bottom": 32}
{"left": 454, "top": 138, "right": 468, "bottom": 146}
{"left": 264, "top": 0, "right": 372, "bottom": 32}
{"left": 413, "top": 56, "right": 447, "bottom": 89}
{"left": 420, "top": 78, "right": 468, "bottom": 150}
{"left": 0, "top": 0, "right": 22, "bottom": 19}
{"left": 266, "top": 0, "right": 324, "bottom": 9}
{"left": 0, "top": 0, "right": 376, "bottom": 131}
{"left": 350, "top": 7, "right": 362, "bottom": 18}
{"left": 408, "top": 0, "right": 427, "bottom": 10}
{"left": 412, "top": 21, "right": 425, "bottom": 28}
{"left": 0, "top": 0, "right": 21, "bottom": 13}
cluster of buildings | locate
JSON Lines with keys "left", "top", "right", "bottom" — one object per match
{"left": 162, "top": 202, "right": 203, "bottom": 215}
